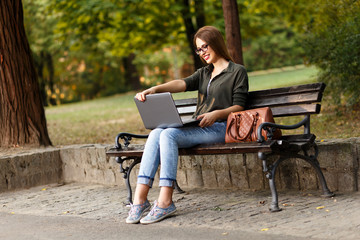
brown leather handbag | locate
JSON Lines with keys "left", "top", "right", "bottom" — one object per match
{"left": 225, "top": 107, "right": 282, "bottom": 143}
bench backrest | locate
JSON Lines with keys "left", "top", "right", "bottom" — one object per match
{"left": 174, "top": 83, "right": 326, "bottom": 119}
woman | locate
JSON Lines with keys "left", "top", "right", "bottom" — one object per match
{"left": 126, "top": 26, "right": 249, "bottom": 224}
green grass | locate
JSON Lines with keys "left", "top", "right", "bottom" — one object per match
{"left": 45, "top": 91, "right": 146, "bottom": 145}
{"left": 248, "top": 65, "right": 318, "bottom": 91}
{"left": 45, "top": 66, "right": 359, "bottom": 146}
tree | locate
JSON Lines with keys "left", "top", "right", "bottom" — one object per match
{"left": 23, "top": 0, "right": 58, "bottom": 106}
{"left": 23, "top": 0, "right": 306, "bottom": 101}
{"left": 251, "top": 0, "right": 360, "bottom": 108}
{"left": 0, "top": 0, "right": 52, "bottom": 147}
{"left": 180, "top": 0, "right": 206, "bottom": 70}
{"left": 301, "top": 0, "right": 360, "bottom": 108}
{"left": 222, "top": 0, "right": 244, "bottom": 65}
{"left": 48, "top": 0, "right": 188, "bottom": 91}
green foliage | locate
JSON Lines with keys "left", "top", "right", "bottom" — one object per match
{"left": 247, "top": 0, "right": 315, "bottom": 33}
{"left": 133, "top": 46, "right": 193, "bottom": 87}
{"left": 301, "top": 0, "right": 360, "bottom": 108}
{"left": 23, "top": 0, "right": 315, "bottom": 104}
{"left": 247, "top": 0, "right": 360, "bottom": 109}
{"left": 238, "top": 1, "right": 305, "bottom": 71}
{"left": 243, "top": 21, "right": 304, "bottom": 71}
{"left": 24, "top": 0, "right": 190, "bottom": 102}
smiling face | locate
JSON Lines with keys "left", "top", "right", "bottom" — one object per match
{"left": 195, "top": 38, "right": 219, "bottom": 64}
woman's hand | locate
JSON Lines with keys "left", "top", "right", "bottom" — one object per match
{"left": 196, "top": 105, "right": 244, "bottom": 128}
{"left": 135, "top": 87, "right": 156, "bottom": 102}
{"left": 197, "top": 111, "right": 219, "bottom": 128}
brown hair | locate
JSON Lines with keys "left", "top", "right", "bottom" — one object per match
{"left": 193, "top": 26, "right": 233, "bottom": 62}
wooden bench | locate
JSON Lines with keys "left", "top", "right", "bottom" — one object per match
{"left": 106, "top": 82, "right": 334, "bottom": 212}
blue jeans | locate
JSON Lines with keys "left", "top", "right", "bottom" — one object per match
{"left": 137, "top": 121, "right": 227, "bottom": 188}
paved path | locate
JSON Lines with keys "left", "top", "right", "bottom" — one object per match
{"left": 0, "top": 183, "right": 359, "bottom": 239}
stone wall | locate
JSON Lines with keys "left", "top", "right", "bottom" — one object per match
{"left": 0, "top": 148, "right": 62, "bottom": 192}
{"left": 0, "top": 138, "right": 359, "bottom": 193}
{"left": 59, "top": 145, "right": 123, "bottom": 186}
{"left": 175, "top": 138, "right": 360, "bottom": 192}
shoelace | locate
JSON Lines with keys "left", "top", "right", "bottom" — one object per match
{"left": 128, "top": 203, "right": 143, "bottom": 216}
{"left": 149, "top": 206, "right": 157, "bottom": 216}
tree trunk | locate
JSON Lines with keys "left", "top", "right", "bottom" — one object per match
{"left": 181, "top": 0, "right": 205, "bottom": 70}
{"left": 124, "top": 53, "right": 141, "bottom": 90}
{"left": 45, "top": 52, "right": 56, "bottom": 106}
{"left": 222, "top": 0, "right": 244, "bottom": 65}
{"left": 0, "top": 0, "right": 52, "bottom": 147}
{"left": 34, "top": 51, "right": 47, "bottom": 106}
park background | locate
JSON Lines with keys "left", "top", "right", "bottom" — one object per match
{"left": 1, "top": 3, "right": 360, "bottom": 239}
{"left": 1, "top": 0, "right": 360, "bottom": 148}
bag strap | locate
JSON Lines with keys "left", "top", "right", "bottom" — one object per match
{"left": 226, "top": 113, "right": 255, "bottom": 141}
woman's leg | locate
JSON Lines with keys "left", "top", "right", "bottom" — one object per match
{"left": 133, "top": 128, "right": 164, "bottom": 205}
{"left": 133, "top": 184, "right": 150, "bottom": 205}
{"left": 156, "top": 122, "right": 227, "bottom": 207}
{"left": 140, "top": 122, "right": 227, "bottom": 224}
{"left": 126, "top": 128, "right": 166, "bottom": 223}
{"left": 157, "top": 186, "right": 173, "bottom": 208}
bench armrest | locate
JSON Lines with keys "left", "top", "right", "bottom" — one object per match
{"left": 257, "top": 115, "right": 310, "bottom": 142}
{"left": 115, "top": 132, "right": 149, "bottom": 149}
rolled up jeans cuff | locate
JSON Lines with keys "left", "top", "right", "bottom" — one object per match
{"left": 137, "top": 176, "right": 154, "bottom": 188}
{"left": 159, "top": 178, "right": 176, "bottom": 188}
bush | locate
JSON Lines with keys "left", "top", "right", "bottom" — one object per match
{"left": 301, "top": 1, "right": 360, "bottom": 108}
{"left": 243, "top": 21, "right": 304, "bottom": 72}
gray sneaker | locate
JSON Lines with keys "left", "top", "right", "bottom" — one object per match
{"left": 126, "top": 200, "right": 151, "bottom": 224}
{"left": 140, "top": 200, "right": 177, "bottom": 224}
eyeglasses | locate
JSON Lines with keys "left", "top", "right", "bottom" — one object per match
{"left": 195, "top": 44, "right": 209, "bottom": 55}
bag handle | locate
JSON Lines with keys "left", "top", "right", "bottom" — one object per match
{"left": 226, "top": 113, "right": 255, "bottom": 141}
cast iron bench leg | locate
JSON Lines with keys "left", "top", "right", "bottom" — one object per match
{"left": 267, "top": 153, "right": 334, "bottom": 212}
{"left": 259, "top": 147, "right": 335, "bottom": 212}
{"left": 116, "top": 156, "right": 141, "bottom": 206}
{"left": 301, "top": 146, "right": 334, "bottom": 198}
{"left": 124, "top": 158, "right": 141, "bottom": 205}
{"left": 285, "top": 147, "right": 335, "bottom": 198}
{"left": 175, "top": 180, "right": 185, "bottom": 194}
{"left": 314, "top": 167, "right": 335, "bottom": 198}
{"left": 267, "top": 156, "right": 283, "bottom": 212}
{"left": 259, "top": 152, "right": 282, "bottom": 212}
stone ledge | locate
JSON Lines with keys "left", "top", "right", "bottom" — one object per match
{"left": 0, "top": 138, "right": 359, "bottom": 193}
{"left": 0, "top": 148, "right": 62, "bottom": 192}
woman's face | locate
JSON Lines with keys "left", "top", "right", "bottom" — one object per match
{"left": 195, "top": 38, "right": 218, "bottom": 64}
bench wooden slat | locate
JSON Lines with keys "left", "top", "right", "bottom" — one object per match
{"left": 248, "top": 92, "right": 322, "bottom": 108}
{"left": 177, "top": 106, "right": 196, "bottom": 115}
{"left": 178, "top": 142, "right": 274, "bottom": 154}
{"left": 106, "top": 142, "right": 275, "bottom": 157}
{"left": 249, "top": 83, "right": 325, "bottom": 98}
{"left": 174, "top": 98, "right": 197, "bottom": 106}
{"left": 177, "top": 106, "right": 197, "bottom": 115}
{"left": 271, "top": 104, "right": 321, "bottom": 117}
{"left": 106, "top": 146, "right": 144, "bottom": 157}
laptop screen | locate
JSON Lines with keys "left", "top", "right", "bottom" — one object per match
{"left": 134, "top": 92, "right": 184, "bottom": 129}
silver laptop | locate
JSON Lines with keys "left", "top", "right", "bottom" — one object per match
{"left": 134, "top": 92, "right": 199, "bottom": 129}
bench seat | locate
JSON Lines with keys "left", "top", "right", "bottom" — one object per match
{"left": 107, "top": 134, "right": 316, "bottom": 157}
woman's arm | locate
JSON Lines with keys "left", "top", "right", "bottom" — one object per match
{"left": 136, "top": 80, "right": 187, "bottom": 101}
{"left": 197, "top": 105, "right": 244, "bottom": 128}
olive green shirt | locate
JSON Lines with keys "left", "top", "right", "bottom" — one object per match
{"left": 183, "top": 61, "right": 249, "bottom": 118}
